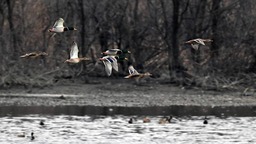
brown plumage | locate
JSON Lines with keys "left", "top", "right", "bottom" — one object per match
{"left": 124, "top": 65, "right": 152, "bottom": 82}
{"left": 20, "top": 52, "right": 48, "bottom": 58}
{"left": 185, "top": 38, "right": 213, "bottom": 50}
{"left": 158, "top": 116, "right": 172, "bottom": 124}
{"left": 143, "top": 117, "right": 151, "bottom": 123}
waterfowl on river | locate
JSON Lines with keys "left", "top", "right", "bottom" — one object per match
{"left": 143, "top": 117, "right": 151, "bottom": 123}
{"left": 39, "top": 120, "right": 44, "bottom": 126}
{"left": 158, "top": 116, "right": 172, "bottom": 124}
{"left": 124, "top": 65, "right": 152, "bottom": 82}
{"left": 20, "top": 52, "right": 48, "bottom": 58}
{"left": 30, "top": 132, "right": 35, "bottom": 141}
{"left": 48, "top": 18, "right": 77, "bottom": 33}
{"left": 128, "top": 117, "right": 136, "bottom": 124}
{"left": 65, "top": 41, "right": 90, "bottom": 63}
{"left": 17, "top": 132, "right": 25, "bottom": 137}
{"left": 185, "top": 38, "right": 213, "bottom": 50}
{"left": 99, "top": 55, "right": 118, "bottom": 76}
{"left": 203, "top": 116, "right": 208, "bottom": 124}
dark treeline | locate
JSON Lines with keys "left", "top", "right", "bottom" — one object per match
{"left": 0, "top": 0, "right": 256, "bottom": 90}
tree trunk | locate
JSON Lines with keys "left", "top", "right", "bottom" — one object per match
{"left": 78, "top": 0, "right": 86, "bottom": 56}
{"left": 6, "top": 0, "right": 19, "bottom": 59}
{"left": 171, "top": 0, "right": 180, "bottom": 70}
{"left": 211, "top": 0, "right": 221, "bottom": 58}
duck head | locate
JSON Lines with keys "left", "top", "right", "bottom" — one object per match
{"left": 167, "top": 116, "right": 173, "bottom": 123}
{"left": 128, "top": 117, "right": 136, "bottom": 124}
{"left": 122, "top": 50, "right": 131, "bottom": 54}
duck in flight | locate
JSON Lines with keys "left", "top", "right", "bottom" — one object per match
{"left": 99, "top": 55, "right": 118, "bottom": 76}
{"left": 185, "top": 38, "right": 212, "bottom": 50}
{"left": 20, "top": 51, "right": 48, "bottom": 58}
{"left": 48, "top": 18, "right": 77, "bottom": 33}
{"left": 124, "top": 65, "right": 152, "bottom": 82}
{"left": 102, "top": 49, "right": 131, "bottom": 56}
{"left": 65, "top": 41, "right": 90, "bottom": 63}
{"left": 102, "top": 49, "right": 130, "bottom": 62}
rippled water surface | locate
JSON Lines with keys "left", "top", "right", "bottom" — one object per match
{"left": 0, "top": 115, "right": 255, "bottom": 144}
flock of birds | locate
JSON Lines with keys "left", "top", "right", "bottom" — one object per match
{"left": 17, "top": 116, "right": 208, "bottom": 141}
{"left": 20, "top": 17, "right": 213, "bottom": 81}
{"left": 17, "top": 18, "right": 212, "bottom": 140}
{"left": 129, "top": 116, "right": 208, "bottom": 125}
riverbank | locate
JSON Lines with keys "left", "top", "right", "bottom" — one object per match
{"left": 0, "top": 77, "right": 255, "bottom": 107}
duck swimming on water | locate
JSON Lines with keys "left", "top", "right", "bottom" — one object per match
{"left": 158, "top": 116, "right": 172, "bottom": 124}
{"left": 203, "top": 116, "right": 208, "bottom": 124}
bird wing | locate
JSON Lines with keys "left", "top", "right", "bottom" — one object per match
{"left": 104, "top": 49, "right": 121, "bottom": 55}
{"left": 105, "top": 56, "right": 118, "bottom": 72}
{"left": 195, "top": 39, "right": 205, "bottom": 45}
{"left": 53, "top": 18, "right": 64, "bottom": 28}
{"left": 191, "top": 43, "right": 199, "bottom": 50}
{"left": 102, "top": 60, "right": 113, "bottom": 76}
{"left": 70, "top": 42, "right": 79, "bottom": 59}
{"left": 111, "top": 58, "right": 118, "bottom": 72}
{"left": 124, "top": 74, "right": 132, "bottom": 78}
{"left": 20, "top": 52, "right": 37, "bottom": 58}
{"left": 109, "top": 49, "right": 121, "bottom": 53}
{"left": 128, "top": 65, "right": 139, "bottom": 75}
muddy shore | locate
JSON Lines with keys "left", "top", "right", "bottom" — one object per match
{"left": 0, "top": 77, "right": 255, "bottom": 107}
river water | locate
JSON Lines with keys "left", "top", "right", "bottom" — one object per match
{"left": 0, "top": 107, "right": 256, "bottom": 144}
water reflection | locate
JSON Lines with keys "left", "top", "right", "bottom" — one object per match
{"left": 0, "top": 105, "right": 256, "bottom": 117}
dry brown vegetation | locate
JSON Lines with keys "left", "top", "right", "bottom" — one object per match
{"left": 0, "top": 0, "right": 256, "bottom": 92}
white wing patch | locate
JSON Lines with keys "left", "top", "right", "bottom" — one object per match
{"left": 128, "top": 65, "right": 139, "bottom": 75}
{"left": 112, "top": 61, "right": 118, "bottom": 72}
{"left": 195, "top": 39, "right": 205, "bottom": 45}
{"left": 102, "top": 61, "right": 112, "bottom": 76}
{"left": 191, "top": 43, "right": 199, "bottom": 50}
{"left": 101, "top": 56, "right": 118, "bottom": 76}
{"left": 70, "top": 42, "right": 79, "bottom": 59}
{"left": 53, "top": 18, "right": 64, "bottom": 28}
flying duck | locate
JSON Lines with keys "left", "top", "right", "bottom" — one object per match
{"left": 48, "top": 18, "right": 77, "bottom": 33}
{"left": 20, "top": 52, "right": 48, "bottom": 58}
{"left": 65, "top": 41, "right": 90, "bottom": 63}
{"left": 102, "top": 49, "right": 131, "bottom": 56}
{"left": 124, "top": 65, "right": 152, "bottom": 82}
{"left": 185, "top": 38, "right": 213, "bottom": 50}
{"left": 99, "top": 55, "right": 118, "bottom": 76}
